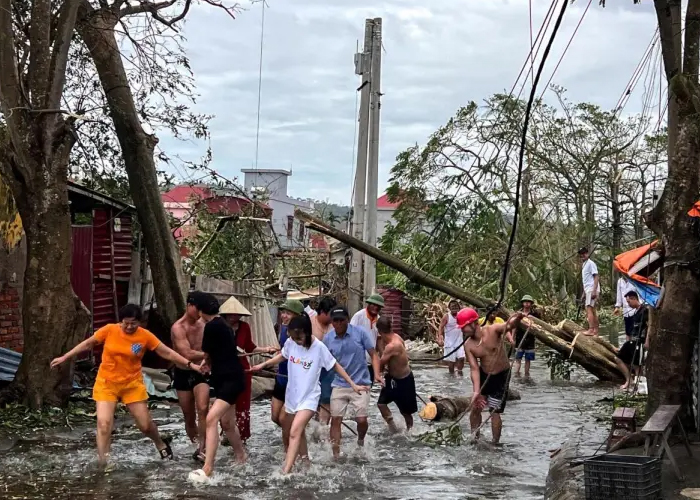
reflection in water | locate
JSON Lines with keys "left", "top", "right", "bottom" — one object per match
{"left": 0, "top": 362, "right": 608, "bottom": 499}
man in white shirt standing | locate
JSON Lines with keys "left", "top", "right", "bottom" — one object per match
{"left": 614, "top": 277, "right": 638, "bottom": 340}
{"left": 578, "top": 247, "right": 600, "bottom": 336}
{"left": 350, "top": 294, "right": 384, "bottom": 382}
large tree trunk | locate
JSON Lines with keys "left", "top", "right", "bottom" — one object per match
{"left": 296, "top": 209, "right": 625, "bottom": 382}
{"left": 77, "top": 6, "right": 185, "bottom": 326}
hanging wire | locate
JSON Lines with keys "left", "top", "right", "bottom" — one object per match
{"left": 253, "top": 0, "right": 269, "bottom": 170}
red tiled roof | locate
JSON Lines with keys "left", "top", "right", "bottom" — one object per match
{"left": 161, "top": 185, "right": 211, "bottom": 204}
{"left": 377, "top": 193, "right": 400, "bottom": 209}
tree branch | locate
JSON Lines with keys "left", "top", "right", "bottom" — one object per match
{"left": 118, "top": 0, "right": 177, "bottom": 18}
{"left": 683, "top": 0, "right": 700, "bottom": 80}
{"left": 47, "top": 0, "right": 81, "bottom": 111}
{"left": 28, "top": 0, "right": 51, "bottom": 108}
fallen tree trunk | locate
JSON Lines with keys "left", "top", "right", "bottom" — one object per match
{"left": 296, "top": 209, "right": 624, "bottom": 382}
{"left": 421, "top": 392, "right": 521, "bottom": 421}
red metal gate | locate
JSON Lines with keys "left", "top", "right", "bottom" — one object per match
{"left": 70, "top": 225, "right": 93, "bottom": 336}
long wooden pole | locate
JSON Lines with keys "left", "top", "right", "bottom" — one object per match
{"left": 295, "top": 209, "right": 624, "bottom": 382}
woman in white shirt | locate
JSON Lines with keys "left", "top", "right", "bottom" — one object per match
{"left": 251, "top": 314, "right": 368, "bottom": 474}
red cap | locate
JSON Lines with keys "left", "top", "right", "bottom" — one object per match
{"left": 456, "top": 308, "right": 479, "bottom": 328}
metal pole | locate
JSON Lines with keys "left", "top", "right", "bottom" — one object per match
{"left": 348, "top": 19, "right": 373, "bottom": 314}
{"left": 363, "top": 18, "right": 382, "bottom": 297}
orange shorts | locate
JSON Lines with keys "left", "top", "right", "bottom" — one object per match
{"left": 93, "top": 376, "right": 148, "bottom": 405}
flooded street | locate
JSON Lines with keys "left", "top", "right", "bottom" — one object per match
{"left": 0, "top": 361, "right": 609, "bottom": 500}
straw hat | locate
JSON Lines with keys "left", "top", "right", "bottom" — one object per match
{"left": 219, "top": 296, "right": 251, "bottom": 316}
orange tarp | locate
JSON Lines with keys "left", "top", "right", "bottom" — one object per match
{"left": 689, "top": 201, "right": 700, "bottom": 217}
{"left": 613, "top": 241, "right": 660, "bottom": 288}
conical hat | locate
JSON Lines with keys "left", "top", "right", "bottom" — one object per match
{"left": 219, "top": 296, "right": 251, "bottom": 316}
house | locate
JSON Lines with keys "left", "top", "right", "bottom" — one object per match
{"left": 241, "top": 169, "right": 313, "bottom": 249}
{"left": 0, "top": 181, "right": 137, "bottom": 352}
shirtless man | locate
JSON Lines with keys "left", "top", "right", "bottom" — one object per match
{"left": 457, "top": 307, "right": 525, "bottom": 445}
{"left": 171, "top": 291, "right": 209, "bottom": 461}
{"left": 376, "top": 317, "right": 417, "bottom": 433}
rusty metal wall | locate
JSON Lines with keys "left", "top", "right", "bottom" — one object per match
{"left": 377, "top": 285, "right": 411, "bottom": 338}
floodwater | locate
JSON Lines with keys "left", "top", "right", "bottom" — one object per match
{"left": 0, "top": 361, "right": 609, "bottom": 500}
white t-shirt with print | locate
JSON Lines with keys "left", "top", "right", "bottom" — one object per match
{"left": 581, "top": 259, "right": 600, "bottom": 293}
{"left": 281, "top": 337, "right": 337, "bottom": 413}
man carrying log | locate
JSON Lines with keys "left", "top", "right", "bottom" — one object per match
{"left": 457, "top": 307, "right": 526, "bottom": 444}
{"left": 376, "top": 317, "right": 417, "bottom": 433}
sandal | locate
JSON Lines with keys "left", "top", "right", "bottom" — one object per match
{"left": 158, "top": 436, "right": 173, "bottom": 460}
{"left": 188, "top": 468, "right": 211, "bottom": 484}
{"left": 192, "top": 449, "right": 205, "bottom": 463}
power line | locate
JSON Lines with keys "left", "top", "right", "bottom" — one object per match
{"left": 253, "top": 0, "right": 269, "bottom": 170}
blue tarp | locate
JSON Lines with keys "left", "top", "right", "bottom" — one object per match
{"left": 0, "top": 347, "right": 20, "bottom": 382}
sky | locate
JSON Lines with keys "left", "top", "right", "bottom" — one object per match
{"left": 159, "top": 0, "right": 659, "bottom": 206}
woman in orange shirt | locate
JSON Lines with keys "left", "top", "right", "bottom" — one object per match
{"left": 51, "top": 304, "right": 204, "bottom": 466}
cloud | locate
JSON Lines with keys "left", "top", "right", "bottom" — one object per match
{"left": 157, "top": 0, "right": 659, "bottom": 205}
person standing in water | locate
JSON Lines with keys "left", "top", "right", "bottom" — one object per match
{"left": 458, "top": 307, "right": 525, "bottom": 445}
{"left": 614, "top": 290, "right": 649, "bottom": 390}
{"left": 219, "top": 296, "right": 278, "bottom": 444}
{"left": 312, "top": 296, "right": 337, "bottom": 425}
{"left": 350, "top": 294, "right": 384, "bottom": 380}
{"left": 324, "top": 306, "right": 381, "bottom": 458}
{"left": 251, "top": 314, "right": 366, "bottom": 474}
{"left": 514, "top": 295, "right": 540, "bottom": 378}
{"left": 51, "top": 304, "right": 203, "bottom": 466}
{"left": 271, "top": 299, "right": 304, "bottom": 450}
{"left": 376, "top": 317, "right": 417, "bottom": 433}
{"left": 171, "top": 291, "right": 209, "bottom": 462}
{"left": 188, "top": 293, "right": 247, "bottom": 483}
{"left": 437, "top": 300, "right": 465, "bottom": 375}
{"left": 579, "top": 247, "right": 600, "bottom": 336}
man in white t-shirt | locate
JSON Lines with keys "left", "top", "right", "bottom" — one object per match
{"left": 578, "top": 247, "right": 600, "bottom": 336}
{"left": 350, "top": 294, "right": 384, "bottom": 380}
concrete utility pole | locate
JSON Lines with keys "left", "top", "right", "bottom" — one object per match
{"left": 363, "top": 18, "right": 382, "bottom": 298}
{"left": 348, "top": 19, "right": 374, "bottom": 314}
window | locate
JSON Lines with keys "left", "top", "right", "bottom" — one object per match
{"left": 287, "top": 215, "right": 293, "bottom": 240}
{"left": 298, "top": 220, "right": 305, "bottom": 243}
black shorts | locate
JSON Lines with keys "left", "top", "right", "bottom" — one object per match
{"left": 213, "top": 377, "right": 244, "bottom": 405}
{"left": 623, "top": 316, "right": 636, "bottom": 337}
{"left": 378, "top": 372, "right": 418, "bottom": 415}
{"left": 272, "top": 380, "right": 286, "bottom": 402}
{"left": 172, "top": 368, "right": 209, "bottom": 392}
{"left": 617, "top": 340, "right": 643, "bottom": 366}
{"left": 479, "top": 367, "right": 510, "bottom": 414}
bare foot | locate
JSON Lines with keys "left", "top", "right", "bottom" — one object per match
{"left": 620, "top": 381, "right": 630, "bottom": 390}
{"left": 235, "top": 452, "right": 248, "bottom": 465}
{"left": 299, "top": 455, "right": 311, "bottom": 470}
{"left": 582, "top": 330, "right": 596, "bottom": 336}
{"left": 457, "top": 370, "right": 464, "bottom": 376}
{"left": 357, "top": 438, "right": 365, "bottom": 447}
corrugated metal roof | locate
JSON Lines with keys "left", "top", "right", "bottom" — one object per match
{"left": 0, "top": 346, "right": 20, "bottom": 382}
{"left": 195, "top": 276, "right": 278, "bottom": 365}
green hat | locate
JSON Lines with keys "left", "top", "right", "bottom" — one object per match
{"left": 279, "top": 299, "right": 304, "bottom": 316}
{"left": 521, "top": 294, "right": 535, "bottom": 304}
{"left": 366, "top": 294, "right": 385, "bottom": 307}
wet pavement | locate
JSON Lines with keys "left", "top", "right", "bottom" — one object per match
{"left": 0, "top": 361, "right": 609, "bottom": 499}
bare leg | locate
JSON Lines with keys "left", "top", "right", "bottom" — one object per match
{"left": 96, "top": 401, "right": 117, "bottom": 465}
{"left": 514, "top": 359, "right": 522, "bottom": 376}
{"left": 271, "top": 397, "right": 289, "bottom": 451}
{"left": 219, "top": 406, "right": 247, "bottom": 464}
{"left": 127, "top": 401, "right": 166, "bottom": 452}
{"left": 356, "top": 417, "right": 368, "bottom": 446}
{"left": 193, "top": 383, "right": 210, "bottom": 453}
{"left": 456, "top": 358, "right": 465, "bottom": 375}
{"left": 176, "top": 390, "right": 197, "bottom": 443}
{"left": 447, "top": 361, "right": 455, "bottom": 375}
{"left": 491, "top": 412, "right": 503, "bottom": 444}
{"left": 378, "top": 404, "right": 398, "bottom": 433}
{"left": 330, "top": 417, "right": 343, "bottom": 459}
{"left": 402, "top": 413, "right": 414, "bottom": 432}
{"left": 318, "top": 404, "right": 331, "bottom": 425}
{"left": 282, "top": 410, "right": 315, "bottom": 474}
{"left": 469, "top": 408, "right": 482, "bottom": 439}
{"left": 201, "top": 399, "right": 231, "bottom": 476}
{"left": 524, "top": 359, "right": 531, "bottom": 378}
{"left": 615, "top": 359, "right": 631, "bottom": 390}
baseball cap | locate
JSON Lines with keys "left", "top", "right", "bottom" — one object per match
{"left": 330, "top": 306, "right": 350, "bottom": 320}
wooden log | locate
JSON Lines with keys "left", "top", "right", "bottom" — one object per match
{"left": 296, "top": 209, "right": 625, "bottom": 382}
{"left": 423, "top": 391, "right": 521, "bottom": 421}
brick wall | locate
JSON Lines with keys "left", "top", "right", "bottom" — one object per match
{"left": 0, "top": 285, "right": 22, "bottom": 352}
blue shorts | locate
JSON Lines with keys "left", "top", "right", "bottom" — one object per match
{"left": 320, "top": 369, "right": 335, "bottom": 405}
{"left": 516, "top": 349, "right": 535, "bottom": 361}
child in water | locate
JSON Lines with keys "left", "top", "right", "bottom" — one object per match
{"left": 251, "top": 314, "right": 368, "bottom": 474}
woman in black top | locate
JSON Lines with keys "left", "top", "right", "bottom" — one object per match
{"left": 188, "top": 293, "right": 247, "bottom": 483}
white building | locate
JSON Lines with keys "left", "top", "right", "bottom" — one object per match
{"left": 241, "top": 168, "right": 313, "bottom": 249}
{"left": 376, "top": 193, "right": 401, "bottom": 240}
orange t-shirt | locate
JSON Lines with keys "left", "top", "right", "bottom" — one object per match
{"left": 94, "top": 324, "right": 161, "bottom": 384}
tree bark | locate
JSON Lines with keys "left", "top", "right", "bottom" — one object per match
{"left": 296, "top": 209, "right": 625, "bottom": 382}
{"left": 77, "top": 6, "right": 186, "bottom": 326}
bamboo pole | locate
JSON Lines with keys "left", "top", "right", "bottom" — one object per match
{"left": 295, "top": 209, "right": 625, "bottom": 382}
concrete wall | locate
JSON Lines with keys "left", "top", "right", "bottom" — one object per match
{"left": 243, "top": 170, "right": 289, "bottom": 198}
{"left": 377, "top": 208, "right": 394, "bottom": 240}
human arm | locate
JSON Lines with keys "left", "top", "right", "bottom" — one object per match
{"left": 503, "top": 312, "right": 525, "bottom": 335}
{"left": 614, "top": 280, "right": 622, "bottom": 315}
{"left": 437, "top": 314, "right": 448, "bottom": 346}
{"left": 50, "top": 335, "right": 101, "bottom": 368}
{"left": 591, "top": 274, "right": 600, "bottom": 300}
{"left": 154, "top": 343, "right": 204, "bottom": 373}
{"left": 170, "top": 323, "right": 205, "bottom": 363}
{"left": 333, "top": 362, "right": 369, "bottom": 394}
{"left": 467, "top": 348, "right": 485, "bottom": 409}
{"left": 368, "top": 348, "right": 383, "bottom": 385}
{"left": 379, "top": 342, "right": 397, "bottom": 371}
{"left": 250, "top": 353, "right": 286, "bottom": 372}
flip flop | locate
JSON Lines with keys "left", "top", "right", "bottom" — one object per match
{"left": 188, "top": 468, "right": 211, "bottom": 484}
{"left": 158, "top": 436, "right": 174, "bottom": 460}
